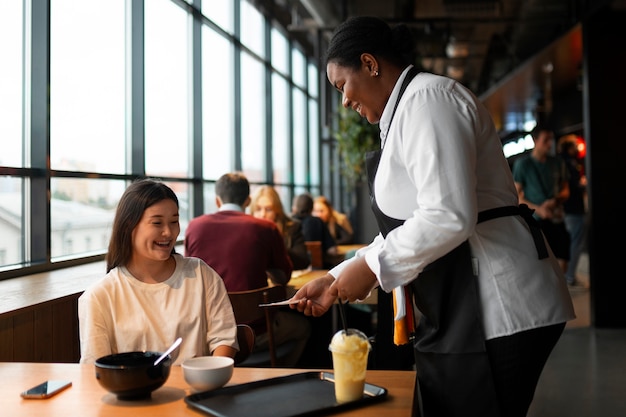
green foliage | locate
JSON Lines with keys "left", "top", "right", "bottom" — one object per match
{"left": 332, "top": 104, "right": 380, "bottom": 189}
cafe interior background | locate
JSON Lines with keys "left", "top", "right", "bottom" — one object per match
{"left": 1, "top": 0, "right": 626, "bottom": 376}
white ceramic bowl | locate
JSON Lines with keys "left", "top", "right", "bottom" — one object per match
{"left": 182, "top": 356, "right": 234, "bottom": 392}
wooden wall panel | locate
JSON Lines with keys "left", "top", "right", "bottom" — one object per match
{"left": 12, "top": 312, "right": 35, "bottom": 361}
{"left": 52, "top": 296, "right": 80, "bottom": 362}
{"left": 34, "top": 304, "right": 54, "bottom": 362}
{"left": 0, "top": 317, "right": 13, "bottom": 360}
{"left": 0, "top": 295, "right": 80, "bottom": 363}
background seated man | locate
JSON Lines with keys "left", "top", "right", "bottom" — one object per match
{"left": 184, "top": 172, "right": 310, "bottom": 367}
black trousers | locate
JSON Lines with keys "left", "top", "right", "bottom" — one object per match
{"left": 485, "top": 322, "right": 566, "bottom": 417}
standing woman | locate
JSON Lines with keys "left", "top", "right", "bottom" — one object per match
{"left": 291, "top": 16, "right": 575, "bottom": 417}
{"left": 79, "top": 179, "right": 238, "bottom": 365}
{"left": 250, "top": 185, "right": 310, "bottom": 270}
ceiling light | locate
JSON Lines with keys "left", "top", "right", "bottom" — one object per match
{"left": 445, "top": 39, "right": 469, "bottom": 58}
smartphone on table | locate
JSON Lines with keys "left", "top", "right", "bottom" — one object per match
{"left": 20, "top": 380, "right": 72, "bottom": 399}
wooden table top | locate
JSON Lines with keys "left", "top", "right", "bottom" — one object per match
{"left": 287, "top": 268, "right": 378, "bottom": 305}
{"left": 288, "top": 268, "right": 330, "bottom": 290}
{"left": 337, "top": 244, "right": 367, "bottom": 256}
{"left": 1, "top": 362, "right": 416, "bottom": 417}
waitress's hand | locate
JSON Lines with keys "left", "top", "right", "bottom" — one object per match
{"left": 329, "top": 257, "right": 378, "bottom": 303}
{"left": 290, "top": 274, "right": 336, "bottom": 317}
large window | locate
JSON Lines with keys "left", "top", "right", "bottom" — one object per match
{"left": 0, "top": 177, "right": 24, "bottom": 267}
{"left": 308, "top": 98, "right": 320, "bottom": 192}
{"left": 308, "top": 62, "right": 321, "bottom": 191}
{"left": 240, "top": 0, "right": 265, "bottom": 58}
{"left": 292, "top": 47, "right": 306, "bottom": 89}
{"left": 50, "top": 178, "right": 122, "bottom": 259}
{"left": 240, "top": 53, "right": 266, "bottom": 182}
{"left": 50, "top": 0, "right": 126, "bottom": 260}
{"left": 50, "top": 0, "right": 126, "bottom": 174}
{"left": 202, "top": 0, "right": 234, "bottom": 34}
{"left": 292, "top": 88, "right": 308, "bottom": 186}
{"left": 272, "top": 73, "right": 290, "bottom": 184}
{"left": 0, "top": 1, "right": 23, "bottom": 168}
{"left": 0, "top": 0, "right": 322, "bottom": 279}
{"left": 145, "top": 0, "right": 190, "bottom": 178}
{"left": 202, "top": 27, "right": 235, "bottom": 180}
{"left": 271, "top": 26, "right": 290, "bottom": 184}
{"left": 0, "top": 2, "right": 24, "bottom": 267}
{"left": 271, "top": 26, "right": 289, "bottom": 76}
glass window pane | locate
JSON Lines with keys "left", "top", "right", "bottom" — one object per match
{"left": 145, "top": 0, "right": 189, "bottom": 178}
{"left": 49, "top": 178, "right": 188, "bottom": 260}
{"left": 50, "top": 0, "right": 126, "bottom": 174}
{"left": 202, "top": 0, "right": 233, "bottom": 33}
{"left": 273, "top": 185, "right": 291, "bottom": 217}
{"left": 294, "top": 185, "right": 307, "bottom": 198}
{"left": 240, "top": 53, "right": 266, "bottom": 182}
{"left": 292, "top": 88, "right": 307, "bottom": 185}
{"left": 50, "top": 178, "right": 125, "bottom": 260}
{"left": 308, "top": 62, "right": 318, "bottom": 98}
{"left": 0, "top": 2, "right": 23, "bottom": 168}
{"left": 240, "top": 0, "right": 265, "bottom": 58}
{"left": 309, "top": 98, "right": 320, "bottom": 185}
{"left": 271, "top": 25, "right": 289, "bottom": 74}
{"left": 272, "top": 74, "right": 289, "bottom": 184}
{"left": 165, "top": 181, "right": 190, "bottom": 239}
{"left": 292, "top": 46, "right": 306, "bottom": 88}
{"left": 202, "top": 182, "right": 218, "bottom": 214}
{"left": 0, "top": 177, "right": 25, "bottom": 267}
{"left": 202, "top": 27, "right": 234, "bottom": 180}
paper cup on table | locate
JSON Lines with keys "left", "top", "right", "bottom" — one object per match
{"left": 328, "top": 328, "right": 371, "bottom": 403}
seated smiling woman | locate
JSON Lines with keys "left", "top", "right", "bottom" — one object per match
{"left": 78, "top": 178, "right": 238, "bottom": 365}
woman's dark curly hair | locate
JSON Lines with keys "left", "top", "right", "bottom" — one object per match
{"left": 106, "top": 178, "right": 178, "bottom": 272}
{"left": 325, "top": 16, "right": 415, "bottom": 70}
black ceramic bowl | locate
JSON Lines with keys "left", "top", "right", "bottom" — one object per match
{"left": 94, "top": 351, "right": 172, "bottom": 400}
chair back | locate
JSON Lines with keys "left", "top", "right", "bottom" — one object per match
{"left": 227, "top": 285, "right": 287, "bottom": 367}
{"left": 234, "top": 324, "right": 255, "bottom": 365}
{"left": 304, "top": 241, "right": 323, "bottom": 269}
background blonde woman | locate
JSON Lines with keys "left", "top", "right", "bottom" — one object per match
{"left": 250, "top": 186, "right": 310, "bottom": 270}
{"left": 313, "top": 196, "right": 354, "bottom": 245}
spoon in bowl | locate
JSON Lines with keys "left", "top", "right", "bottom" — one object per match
{"left": 154, "top": 337, "right": 182, "bottom": 366}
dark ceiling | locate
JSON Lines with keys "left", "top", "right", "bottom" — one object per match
{"left": 292, "top": 0, "right": 582, "bottom": 93}
{"left": 263, "top": 0, "right": 620, "bottom": 135}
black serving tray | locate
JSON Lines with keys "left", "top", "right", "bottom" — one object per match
{"left": 184, "top": 371, "right": 387, "bottom": 417}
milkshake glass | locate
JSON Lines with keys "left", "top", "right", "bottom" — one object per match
{"left": 328, "top": 328, "right": 371, "bottom": 403}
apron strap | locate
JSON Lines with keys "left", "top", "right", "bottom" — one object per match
{"left": 477, "top": 204, "right": 549, "bottom": 259}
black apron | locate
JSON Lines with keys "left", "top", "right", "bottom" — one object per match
{"left": 366, "top": 151, "right": 500, "bottom": 417}
{"left": 364, "top": 67, "right": 500, "bottom": 417}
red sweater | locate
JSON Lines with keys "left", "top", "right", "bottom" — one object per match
{"left": 184, "top": 210, "right": 293, "bottom": 292}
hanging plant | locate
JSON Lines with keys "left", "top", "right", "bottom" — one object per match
{"left": 332, "top": 104, "right": 380, "bottom": 190}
